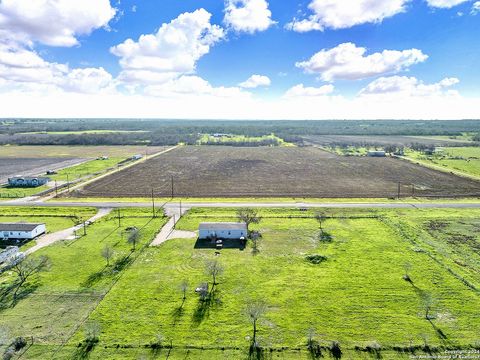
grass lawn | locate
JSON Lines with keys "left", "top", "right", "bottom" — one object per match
{"left": 0, "top": 208, "right": 167, "bottom": 358}
{"left": 0, "top": 185, "right": 50, "bottom": 199}
{"left": 49, "top": 158, "right": 124, "bottom": 182}
{"left": 405, "top": 147, "right": 480, "bottom": 179}
{"left": 32, "top": 207, "right": 478, "bottom": 359}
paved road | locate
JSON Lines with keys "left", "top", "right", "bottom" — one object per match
{"left": 1, "top": 200, "right": 480, "bottom": 209}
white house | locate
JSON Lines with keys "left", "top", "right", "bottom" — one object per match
{"left": 0, "top": 223, "right": 46, "bottom": 240}
{"left": 198, "top": 222, "right": 247, "bottom": 240}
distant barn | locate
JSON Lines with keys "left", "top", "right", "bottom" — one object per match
{"left": 0, "top": 223, "right": 46, "bottom": 240}
{"left": 367, "top": 151, "right": 386, "bottom": 157}
{"left": 8, "top": 177, "right": 49, "bottom": 187}
{"left": 199, "top": 222, "right": 247, "bottom": 240}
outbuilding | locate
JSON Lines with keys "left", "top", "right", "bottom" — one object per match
{"left": 367, "top": 150, "right": 386, "bottom": 157}
{"left": 198, "top": 222, "right": 247, "bottom": 240}
{"left": 0, "top": 223, "right": 46, "bottom": 240}
{"left": 8, "top": 177, "right": 49, "bottom": 187}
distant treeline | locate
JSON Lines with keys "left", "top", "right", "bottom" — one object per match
{"left": 1, "top": 119, "right": 480, "bottom": 146}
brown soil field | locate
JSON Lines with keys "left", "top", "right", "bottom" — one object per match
{"left": 78, "top": 146, "right": 480, "bottom": 198}
{"left": 0, "top": 145, "right": 167, "bottom": 158}
{"left": 0, "top": 158, "right": 86, "bottom": 184}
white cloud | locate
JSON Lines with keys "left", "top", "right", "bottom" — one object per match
{"left": 0, "top": 0, "right": 116, "bottom": 47}
{"left": 239, "top": 74, "right": 271, "bottom": 88}
{"left": 224, "top": 0, "right": 275, "bottom": 33}
{"left": 111, "top": 9, "right": 224, "bottom": 85}
{"left": 286, "top": 0, "right": 408, "bottom": 32}
{"left": 143, "top": 75, "right": 249, "bottom": 98}
{"left": 296, "top": 43, "right": 428, "bottom": 81}
{"left": 359, "top": 76, "right": 460, "bottom": 97}
{"left": 471, "top": 1, "right": 480, "bottom": 14}
{"left": 0, "top": 43, "right": 113, "bottom": 94}
{"left": 426, "top": 0, "right": 470, "bottom": 9}
{"left": 283, "top": 84, "right": 334, "bottom": 98}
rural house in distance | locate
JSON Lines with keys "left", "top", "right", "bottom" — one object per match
{"left": 0, "top": 223, "right": 46, "bottom": 240}
{"left": 199, "top": 222, "right": 247, "bottom": 240}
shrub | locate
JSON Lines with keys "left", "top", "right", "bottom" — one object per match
{"left": 306, "top": 255, "right": 328, "bottom": 264}
{"left": 11, "top": 337, "right": 27, "bottom": 352}
{"left": 319, "top": 232, "right": 333, "bottom": 242}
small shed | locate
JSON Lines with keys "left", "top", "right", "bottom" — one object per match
{"left": 367, "top": 150, "right": 386, "bottom": 157}
{"left": 199, "top": 222, "right": 247, "bottom": 240}
{"left": 8, "top": 177, "right": 49, "bottom": 187}
{"left": 0, "top": 223, "right": 46, "bottom": 240}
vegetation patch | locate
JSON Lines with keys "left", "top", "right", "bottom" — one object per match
{"left": 305, "top": 254, "right": 328, "bottom": 264}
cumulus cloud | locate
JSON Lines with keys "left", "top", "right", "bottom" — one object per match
{"left": 471, "top": 1, "right": 480, "bottom": 14}
{"left": 283, "top": 84, "right": 334, "bottom": 98}
{"left": 239, "top": 74, "right": 271, "bottom": 88}
{"left": 111, "top": 9, "right": 224, "bottom": 85}
{"left": 296, "top": 43, "right": 428, "bottom": 81}
{"left": 224, "top": 0, "right": 275, "bottom": 33}
{"left": 426, "top": 0, "right": 470, "bottom": 8}
{"left": 359, "top": 76, "right": 460, "bottom": 97}
{"left": 0, "top": 43, "right": 113, "bottom": 94}
{"left": 286, "top": 0, "right": 408, "bottom": 32}
{"left": 0, "top": 0, "right": 116, "bottom": 47}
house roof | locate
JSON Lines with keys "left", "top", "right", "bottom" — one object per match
{"left": 0, "top": 223, "right": 44, "bottom": 231}
{"left": 8, "top": 177, "right": 49, "bottom": 181}
{"left": 199, "top": 222, "right": 247, "bottom": 231}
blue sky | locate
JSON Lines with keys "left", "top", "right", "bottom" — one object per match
{"left": 0, "top": 0, "right": 479, "bottom": 119}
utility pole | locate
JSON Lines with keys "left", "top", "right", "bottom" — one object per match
{"left": 66, "top": 173, "right": 70, "bottom": 193}
{"left": 171, "top": 175, "right": 174, "bottom": 199}
{"left": 83, "top": 221, "right": 87, "bottom": 236}
{"left": 179, "top": 200, "right": 182, "bottom": 215}
{"left": 55, "top": 180, "right": 58, "bottom": 197}
{"left": 412, "top": 184, "right": 415, "bottom": 197}
{"left": 117, "top": 208, "right": 121, "bottom": 227}
{"left": 151, "top": 188, "right": 156, "bottom": 218}
{"left": 397, "top": 182, "right": 401, "bottom": 199}
{"left": 173, "top": 214, "right": 176, "bottom": 230}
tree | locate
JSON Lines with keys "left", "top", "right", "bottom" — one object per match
{"left": 205, "top": 260, "right": 224, "bottom": 286}
{"left": 245, "top": 300, "right": 267, "bottom": 348}
{"left": 10, "top": 255, "right": 50, "bottom": 301}
{"left": 101, "top": 246, "right": 114, "bottom": 266}
{"left": 179, "top": 280, "right": 188, "bottom": 301}
{"left": 403, "top": 262, "right": 412, "bottom": 282}
{"left": 236, "top": 208, "right": 262, "bottom": 233}
{"left": 127, "top": 228, "right": 140, "bottom": 251}
{"left": 422, "top": 293, "right": 435, "bottom": 320}
{"left": 315, "top": 211, "right": 327, "bottom": 234}
{"left": 250, "top": 231, "right": 262, "bottom": 255}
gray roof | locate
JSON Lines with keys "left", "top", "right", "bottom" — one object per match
{"left": 8, "top": 177, "right": 49, "bottom": 181}
{"left": 0, "top": 223, "right": 44, "bottom": 231}
{"left": 199, "top": 222, "right": 247, "bottom": 231}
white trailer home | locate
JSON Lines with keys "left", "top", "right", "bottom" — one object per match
{"left": 0, "top": 223, "right": 46, "bottom": 240}
{"left": 198, "top": 222, "right": 247, "bottom": 240}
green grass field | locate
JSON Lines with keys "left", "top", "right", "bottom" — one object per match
{"left": 0, "top": 185, "right": 50, "bottom": 199}
{"left": 0, "top": 207, "right": 478, "bottom": 359}
{"left": 0, "top": 207, "right": 167, "bottom": 358}
{"left": 49, "top": 158, "right": 123, "bottom": 182}
{"left": 406, "top": 147, "right": 480, "bottom": 179}
{"left": 197, "top": 133, "right": 292, "bottom": 146}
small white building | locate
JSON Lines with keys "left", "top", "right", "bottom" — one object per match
{"left": 0, "top": 223, "right": 46, "bottom": 240}
{"left": 198, "top": 222, "right": 247, "bottom": 240}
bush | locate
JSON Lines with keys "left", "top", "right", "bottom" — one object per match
{"left": 305, "top": 255, "right": 327, "bottom": 264}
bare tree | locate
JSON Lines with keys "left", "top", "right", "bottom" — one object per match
{"left": 403, "top": 262, "right": 412, "bottom": 282}
{"left": 422, "top": 293, "right": 435, "bottom": 320}
{"left": 315, "top": 211, "right": 327, "bottom": 234}
{"left": 205, "top": 260, "right": 224, "bottom": 286}
{"left": 250, "top": 231, "right": 262, "bottom": 255}
{"left": 127, "top": 228, "right": 140, "bottom": 251}
{"left": 245, "top": 300, "right": 267, "bottom": 347}
{"left": 179, "top": 280, "right": 188, "bottom": 301}
{"left": 10, "top": 255, "right": 50, "bottom": 301}
{"left": 236, "top": 208, "right": 262, "bottom": 233}
{"left": 101, "top": 246, "right": 114, "bottom": 266}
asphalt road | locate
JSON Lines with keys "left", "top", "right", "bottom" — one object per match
{"left": 1, "top": 200, "right": 480, "bottom": 209}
